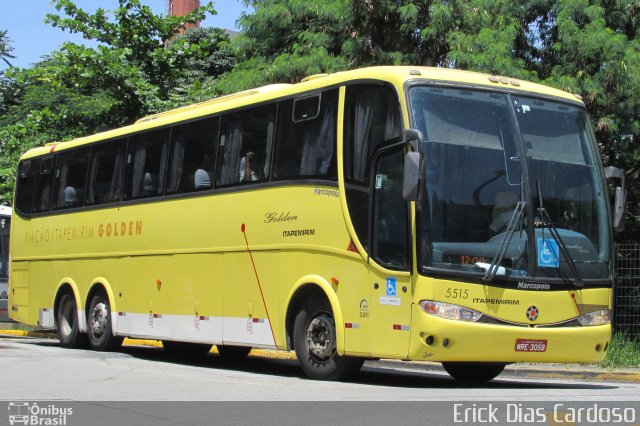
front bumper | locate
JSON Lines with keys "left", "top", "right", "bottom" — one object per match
{"left": 407, "top": 304, "right": 610, "bottom": 363}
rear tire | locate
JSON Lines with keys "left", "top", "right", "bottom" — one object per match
{"left": 56, "top": 293, "right": 88, "bottom": 349}
{"left": 217, "top": 345, "right": 251, "bottom": 360}
{"left": 87, "top": 292, "right": 123, "bottom": 351}
{"left": 162, "top": 341, "right": 212, "bottom": 358}
{"left": 442, "top": 362, "right": 506, "bottom": 384}
{"left": 293, "top": 297, "right": 364, "bottom": 380}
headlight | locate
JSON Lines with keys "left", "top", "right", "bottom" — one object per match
{"left": 577, "top": 309, "right": 611, "bottom": 326}
{"left": 419, "top": 300, "right": 483, "bottom": 322}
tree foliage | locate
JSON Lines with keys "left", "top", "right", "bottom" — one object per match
{"left": 1, "top": 0, "right": 639, "bottom": 237}
{"left": 0, "top": 30, "right": 15, "bottom": 68}
{"left": 0, "top": 0, "right": 234, "bottom": 204}
{"left": 221, "top": 0, "right": 640, "bottom": 237}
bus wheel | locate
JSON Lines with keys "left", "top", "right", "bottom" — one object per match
{"left": 162, "top": 341, "right": 212, "bottom": 358}
{"left": 293, "top": 298, "right": 364, "bottom": 381}
{"left": 87, "top": 292, "right": 123, "bottom": 351}
{"left": 56, "top": 293, "right": 88, "bottom": 349}
{"left": 217, "top": 345, "right": 251, "bottom": 360}
{"left": 442, "top": 362, "right": 506, "bottom": 384}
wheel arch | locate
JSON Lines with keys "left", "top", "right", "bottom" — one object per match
{"left": 284, "top": 275, "right": 344, "bottom": 355}
{"left": 53, "top": 279, "right": 84, "bottom": 332}
{"left": 85, "top": 278, "right": 118, "bottom": 336}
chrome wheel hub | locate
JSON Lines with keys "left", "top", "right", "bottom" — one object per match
{"left": 305, "top": 313, "right": 336, "bottom": 361}
{"left": 90, "top": 302, "right": 108, "bottom": 337}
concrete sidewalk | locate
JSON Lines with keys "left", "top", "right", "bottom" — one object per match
{"left": 2, "top": 328, "right": 640, "bottom": 383}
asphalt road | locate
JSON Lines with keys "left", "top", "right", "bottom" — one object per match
{"left": 1, "top": 335, "right": 639, "bottom": 425}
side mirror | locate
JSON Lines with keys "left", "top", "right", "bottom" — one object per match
{"left": 403, "top": 152, "right": 421, "bottom": 201}
{"left": 402, "top": 129, "right": 424, "bottom": 201}
{"left": 605, "top": 166, "right": 626, "bottom": 232}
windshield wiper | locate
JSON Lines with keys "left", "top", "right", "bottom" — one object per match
{"left": 481, "top": 200, "right": 526, "bottom": 282}
{"left": 535, "top": 180, "right": 583, "bottom": 288}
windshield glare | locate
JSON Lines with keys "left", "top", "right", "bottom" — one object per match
{"left": 409, "top": 86, "right": 611, "bottom": 283}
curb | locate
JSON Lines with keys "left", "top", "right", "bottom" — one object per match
{"left": 3, "top": 329, "right": 639, "bottom": 382}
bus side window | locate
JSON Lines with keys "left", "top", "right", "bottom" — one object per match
{"left": 125, "top": 129, "right": 171, "bottom": 200}
{"left": 15, "top": 160, "right": 38, "bottom": 215}
{"left": 371, "top": 148, "right": 409, "bottom": 269}
{"left": 53, "top": 148, "right": 90, "bottom": 210}
{"left": 343, "top": 84, "right": 403, "bottom": 251}
{"left": 32, "top": 157, "right": 54, "bottom": 213}
{"left": 216, "top": 104, "right": 276, "bottom": 186}
{"left": 273, "top": 90, "right": 338, "bottom": 180}
{"left": 166, "top": 117, "right": 218, "bottom": 194}
{"left": 85, "top": 139, "right": 126, "bottom": 206}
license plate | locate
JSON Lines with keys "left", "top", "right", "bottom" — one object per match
{"left": 515, "top": 339, "right": 547, "bottom": 352}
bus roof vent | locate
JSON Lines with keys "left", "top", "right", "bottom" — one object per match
{"left": 301, "top": 74, "right": 329, "bottom": 83}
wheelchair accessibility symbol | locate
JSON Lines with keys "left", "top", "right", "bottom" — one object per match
{"left": 386, "top": 277, "right": 397, "bottom": 296}
{"left": 537, "top": 238, "right": 559, "bottom": 268}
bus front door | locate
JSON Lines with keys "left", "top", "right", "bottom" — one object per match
{"left": 368, "top": 147, "right": 412, "bottom": 358}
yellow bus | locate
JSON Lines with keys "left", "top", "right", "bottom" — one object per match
{"left": 9, "top": 66, "right": 623, "bottom": 382}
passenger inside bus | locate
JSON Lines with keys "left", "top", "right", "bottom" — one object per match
{"left": 239, "top": 151, "right": 259, "bottom": 182}
{"left": 194, "top": 169, "right": 212, "bottom": 190}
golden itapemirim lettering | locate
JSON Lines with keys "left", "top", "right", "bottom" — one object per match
{"left": 25, "top": 225, "right": 95, "bottom": 246}
{"left": 98, "top": 220, "right": 143, "bottom": 238}
{"left": 24, "top": 220, "right": 143, "bottom": 245}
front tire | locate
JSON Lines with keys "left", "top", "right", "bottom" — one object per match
{"left": 56, "top": 293, "right": 88, "bottom": 349}
{"left": 87, "top": 292, "right": 123, "bottom": 351}
{"left": 442, "top": 362, "right": 506, "bottom": 384}
{"left": 293, "top": 297, "right": 363, "bottom": 380}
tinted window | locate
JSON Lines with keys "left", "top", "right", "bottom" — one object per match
{"left": 343, "top": 84, "right": 402, "bottom": 250}
{"left": 371, "top": 148, "right": 409, "bottom": 269}
{"left": 216, "top": 104, "right": 276, "bottom": 186}
{"left": 86, "top": 140, "right": 126, "bottom": 206}
{"left": 124, "top": 129, "right": 171, "bottom": 200}
{"left": 167, "top": 118, "right": 219, "bottom": 194}
{"left": 15, "top": 160, "right": 37, "bottom": 215}
{"left": 53, "top": 149, "right": 90, "bottom": 210}
{"left": 273, "top": 90, "right": 338, "bottom": 180}
{"left": 293, "top": 95, "right": 321, "bottom": 122}
{"left": 33, "top": 157, "right": 55, "bottom": 213}
{"left": 344, "top": 85, "right": 402, "bottom": 184}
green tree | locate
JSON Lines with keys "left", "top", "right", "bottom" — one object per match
{"left": 218, "top": 0, "right": 351, "bottom": 93}
{"left": 0, "top": 0, "right": 235, "bottom": 205}
{"left": 0, "top": 30, "right": 15, "bottom": 68}
{"left": 44, "top": 0, "right": 224, "bottom": 119}
{"left": 223, "top": 0, "right": 640, "bottom": 237}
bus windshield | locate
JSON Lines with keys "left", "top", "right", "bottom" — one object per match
{"left": 409, "top": 85, "right": 611, "bottom": 284}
